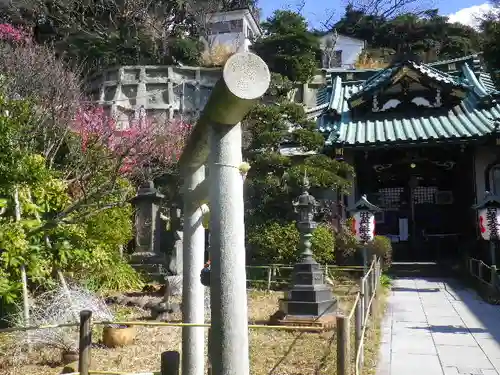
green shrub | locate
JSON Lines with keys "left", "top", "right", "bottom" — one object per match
{"left": 76, "top": 251, "right": 144, "bottom": 293}
{"left": 247, "top": 221, "right": 335, "bottom": 264}
{"left": 311, "top": 224, "right": 335, "bottom": 264}
{"left": 380, "top": 274, "right": 392, "bottom": 288}
{"left": 366, "top": 235, "right": 393, "bottom": 271}
{"left": 334, "top": 218, "right": 359, "bottom": 264}
{"left": 248, "top": 221, "right": 299, "bottom": 264}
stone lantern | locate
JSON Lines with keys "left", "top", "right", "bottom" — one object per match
{"left": 270, "top": 173, "right": 337, "bottom": 330}
{"left": 293, "top": 173, "right": 319, "bottom": 263}
{"left": 347, "top": 194, "right": 381, "bottom": 272}
{"left": 472, "top": 191, "right": 500, "bottom": 265}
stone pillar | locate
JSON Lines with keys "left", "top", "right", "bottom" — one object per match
{"left": 209, "top": 122, "right": 250, "bottom": 375}
{"left": 131, "top": 181, "right": 165, "bottom": 255}
{"left": 178, "top": 52, "right": 270, "bottom": 375}
{"left": 182, "top": 165, "right": 206, "bottom": 375}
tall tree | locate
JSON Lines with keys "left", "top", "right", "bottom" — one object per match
{"left": 333, "top": 6, "right": 480, "bottom": 62}
{"left": 0, "top": 0, "right": 206, "bottom": 73}
{"left": 252, "top": 10, "right": 321, "bottom": 83}
{"left": 480, "top": 5, "right": 500, "bottom": 69}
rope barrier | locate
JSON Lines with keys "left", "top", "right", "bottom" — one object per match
{"left": 63, "top": 372, "right": 160, "bottom": 375}
{"left": 0, "top": 320, "right": 324, "bottom": 334}
{"left": 354, "top": 260, "right": 379, "bottom": 375}
{"left": 348, "top": 292, "right": 360, "bottom": 321}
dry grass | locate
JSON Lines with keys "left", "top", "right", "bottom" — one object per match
{"left": 362, "top": 285, "right": 389, "bottom": 375}
{"left": 201, "top": 45, "right": 235, "bottom": 67}
{"left": 354, "top": 53, "right": 388, "bottom": 69}
{"left": 0, "top": 275, "right": 388, "bottom": 375}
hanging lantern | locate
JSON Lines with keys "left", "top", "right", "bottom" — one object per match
{"left": 472, "top": 192, "right": 500, "bottom": 241}
{"left": 347, "top": 194, "right": 381, "bottom": 243}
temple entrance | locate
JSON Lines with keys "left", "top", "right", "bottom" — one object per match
{"left": 355, "top": 145, "right": 475, "bottom": 262}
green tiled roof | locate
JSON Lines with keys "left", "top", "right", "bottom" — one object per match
{"left": 348, "top": 60, "right": 469, "bottom": 103}
{"left": 317, "top": 54, "right": 500, "bottom": 147}
{"left": 325, "top": 94, "right": 500, "bottom": 146}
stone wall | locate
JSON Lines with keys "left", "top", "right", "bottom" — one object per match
{"left": 87, "top": 65, "right": 328, "bottom": 127}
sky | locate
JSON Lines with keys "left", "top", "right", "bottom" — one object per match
{"left": 258, "top": 0, "right": 494, "bottom": 29}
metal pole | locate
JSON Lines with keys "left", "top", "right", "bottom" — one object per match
{"left": 267, "top": 266, "right": 272, "bottom": 291}
{"left": 182, "top": 165, "right": 206, "bottom": 375}
{"left": 491, "top": 265, "right": 498, "bottom": 289}
{"left": 362, "top": 246, "right": 368, "bottom": 275}
{"left": 355, "top": 298, "right": 363, "bottom": 373}
{"left": 209, "top": 122, "right": 250, "bottom": 375}
{"left": 490, "top": 241, "right": 496, "bottom": 267}
{"left": 78, "top": 310, "right": 92, "bottom": 375}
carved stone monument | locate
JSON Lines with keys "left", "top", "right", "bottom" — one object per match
{"left": 131, "top": 181, "right": 165, "bottom": 254}
{"left": 130, "top": 181, "right": 165, "bottom": 281}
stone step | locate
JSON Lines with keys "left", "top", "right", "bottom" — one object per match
{"left": 131, "top": 263, "right": 164, "bottom": 274}
{"left": 146, "top": 272, "right": 167, "bottom": 283}
{"left": 135, "top": 271, "right": 166, "bottom": 284}
{"left": 388, "top": 262, "right": 453, "bottom": 278}
{"left": 129, "top": 252, "right": 165, "bottom": 265}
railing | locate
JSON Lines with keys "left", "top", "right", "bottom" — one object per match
{"left": 336, "top": 255, "right": 383, "bottom": 375}
{"left": 466, "top": 256, "right": 499, "bottom": 289}
{"left": 246, "top": 264, "right": 364, "bottom": 290}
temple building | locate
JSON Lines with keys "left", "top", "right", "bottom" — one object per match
{"left": 313, "top": 54, "right": 500, "bottom": 262}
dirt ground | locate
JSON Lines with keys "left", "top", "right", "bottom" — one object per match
{"left": 0, "top": 275, "right": 386, "bottom": 375}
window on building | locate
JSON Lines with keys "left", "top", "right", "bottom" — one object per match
{"left": 247, "top": 26, "right": 254, "bottom": 39}
{"left": 208, "top": 19, "right": 243, "bottom": 35}
{"left": 322, "top": 50, "right": 342, "bottom": 68}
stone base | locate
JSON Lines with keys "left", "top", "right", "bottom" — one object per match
{"left": 150, "top": 302, "right": 181, "bottom": 321}
{"left": 269, "top": 310, "right": 337, "bottom": 332}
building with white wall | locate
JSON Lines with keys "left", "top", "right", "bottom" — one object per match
{"left": 202, "top": 8, "right": 262, "bottom": 53}
{"left": 319, "top": 32, "right": 366, "bottom": 69}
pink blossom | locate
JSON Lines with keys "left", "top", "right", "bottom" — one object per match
{"left": 73, "top": 105, "right": 192, "bottom": 177}
{"left": 0, "top": 24, "right": 31, "bottom": 43}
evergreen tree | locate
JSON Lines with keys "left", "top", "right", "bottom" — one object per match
{"left": 252, "top": 10, "right": 321, "bottom": 83}
{"left": 243, "top": 76, "right": 354, "bottom": 226}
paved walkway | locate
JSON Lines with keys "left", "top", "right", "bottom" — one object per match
{"left": 376, "top": 278, "right": 500, "bottom": 375}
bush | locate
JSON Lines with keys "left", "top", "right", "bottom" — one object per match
{"left": 248, "top": 221, "right": 298, "bottom": 264}
{"left": 334, "top": 218, "right": 359, "bottom": 264}
{"left": 332, "top": 217, "right": 393, "bottom": 270}
{"left": 366, "top": 235, "right": 393, "bottom": 271}
{"left": 75, "top": 251, "right": 144, "bottom": 293}
{"left": 247, "top": 221, "right": 335, "bottom": 265}
{"left": 311, "top": 224, "right": 336, "bottom": 265}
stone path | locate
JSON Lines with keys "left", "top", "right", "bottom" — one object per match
{"left": 376, "top": 278, "right": 500, "bottom": 375}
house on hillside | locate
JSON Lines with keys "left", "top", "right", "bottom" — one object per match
{"left": 313, "top": 53, "right": 500, "bottom": 263}
{"left": 319, "top": 32, "right": 366, "bottom": 69}
{"left": 202, "top": 8, "right": 262, "bottom": 53}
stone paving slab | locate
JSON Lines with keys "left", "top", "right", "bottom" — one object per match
{"left": 375, "top": 277, "right": 500, "bottom": 375}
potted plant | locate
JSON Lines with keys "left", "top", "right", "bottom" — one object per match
{"left": 102, "top": 323, "right": 137, "bottom": 348}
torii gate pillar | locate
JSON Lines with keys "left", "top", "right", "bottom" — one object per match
{"left": 179, "top": 52, "right": 270, "bottom": 375}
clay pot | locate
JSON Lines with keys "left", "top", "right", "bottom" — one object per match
{"left": 102, "top": 325, "right": 136, "bottom": 348}
{"left": 61, "top": 350, "right": 79, "bottom": 365}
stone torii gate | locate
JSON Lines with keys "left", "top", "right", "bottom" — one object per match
{"left": 178, "top": 52, "right": 270, "bottom": 375}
